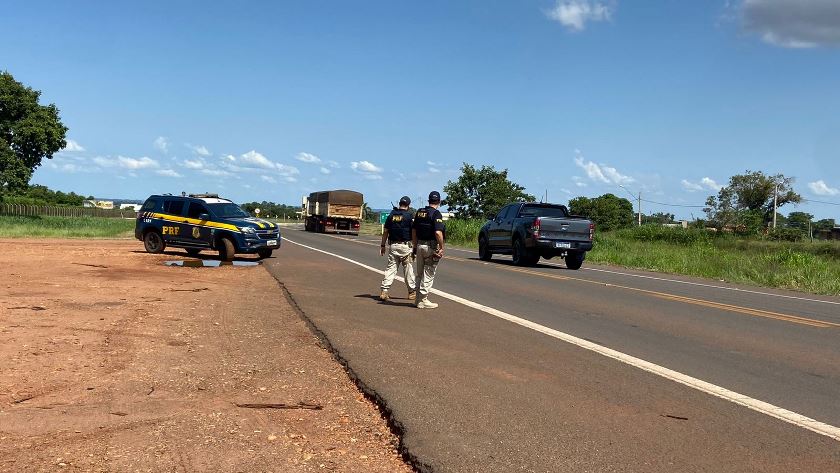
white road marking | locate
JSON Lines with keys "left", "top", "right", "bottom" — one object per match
{"left": 284, "top": 236, "right": 840, "bottom": 442}
{"left": 332, "top": 233, "right": 840, "bottom": 307}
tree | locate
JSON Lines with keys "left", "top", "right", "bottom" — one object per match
{"left": 642, "top": 212, "right": 675, "bottom": 225}
{"left": 568, "top": 193, "right": 634, "bottom": 231}
{"left": 786, "top": 211, "right": 813, "bottom": 232}
{"left": 0, "top": 71, "right": 68, "bottom": 199}
{"left": 443, "top": 163, "right": 534, "bottom": 219}
{"left": 704, "top": 170, "right": 801, "bottom": 232}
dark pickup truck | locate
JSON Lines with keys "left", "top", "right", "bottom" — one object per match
{"left": 478, "top": 202, "right": 594, "bottom": 269}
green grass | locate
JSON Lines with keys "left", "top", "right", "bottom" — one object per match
{"left": 588, "top": 226, "right": 840, "bottom": 295}
{"left": 427, "top": 221, "right": 840, "bottom": 295}
{"left": 0, "top": 215, "right": 136, "bottom": 238}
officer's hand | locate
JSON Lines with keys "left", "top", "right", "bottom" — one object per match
{"left": 435, "top": 247, "right": 444, "bottom": 258}
{"left": 380, "top": 245, "right": 386, "bottom": 256}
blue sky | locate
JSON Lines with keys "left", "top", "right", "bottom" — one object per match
{"left": 3, "top": 0, "right": 839, "bottom": 219}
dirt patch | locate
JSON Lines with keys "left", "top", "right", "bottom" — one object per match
{"left": 0, "top": 239, "right": 412, "bottom": 472}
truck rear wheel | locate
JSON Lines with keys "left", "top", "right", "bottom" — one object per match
{"left": 218, "top": 237, "right": 236, "bottom": 261}
{"left": 143, "top": 231, "right": 166, "bottom": 254}
{"left": 512, "top": 239, "right": 538, "bottom": 266}
{"left": 478, "top": 235, "right": 492, "bottom": 261}
{"left": 565, "top": 251, "right": 585, "bottom": 270}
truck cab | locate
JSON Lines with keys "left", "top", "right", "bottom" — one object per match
{"left": 135, "top": 194, "right": 281, "bottom": 260}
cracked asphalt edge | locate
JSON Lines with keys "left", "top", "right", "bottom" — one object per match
{"left": 268, "top": 272, "right": 433, "bottom": 473}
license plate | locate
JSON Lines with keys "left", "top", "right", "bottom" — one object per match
{"left": 267, "top": 240, "right": 278, "bottom": 247}
{"left": 555, "top": 242, "right": 572, "bottom": 249}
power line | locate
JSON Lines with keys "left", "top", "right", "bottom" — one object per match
{"left": 640, "top": 198, "right": 705, "bottom": 208}
{"left": 801, "top": 198, "right": 840, "bottom": 207}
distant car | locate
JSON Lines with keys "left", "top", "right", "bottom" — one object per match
{"left": 135, "top": 193, "right": 281, "bottom": 260}
{"left": 478, "top": 202, "right": 594, "bottom": 269}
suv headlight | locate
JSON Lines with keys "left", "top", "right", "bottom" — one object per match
{"left": 241, "top": 227, "right": 257, "bottom": 235}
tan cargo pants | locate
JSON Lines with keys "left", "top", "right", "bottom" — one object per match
{"left": 380, "top": 242, "right": 416, "bottom": 293}
{"left": 414, "top": 240, "right": 440, "bottom": 301}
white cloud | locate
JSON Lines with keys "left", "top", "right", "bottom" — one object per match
{"left": 183, "top": 159, "right": 205, "bottom": 170}
{"left": 222, "top": 154, "right": 237, "bottom": 162}
{"left": 681, "top": 179, "right": 704, "bottom": 192}
{"left": 682, "top": 177, "right": 723, "bottom": 192}
{"left": 327, "top": 160, "right": 340, "bottom": 168}
{"left": 154, "top": 136, "right": 169, "bottom": 153}
{"left": 363, "top": 174, "right": 383, "bottom": 180}
{"left": 320, "top": 166, "right": 331, "bottom": 175}
{"left": 118, "top": 156, "right": 159, "bottom": 170}
{"left": 426, "top": 160, "right": 442, "bottom": 167}
{"left": 701, "top": 177, "right": 723, "bottom": 191}
{"left": 156, "top": 169, "right": 182, "bottom": 178}
{"left": 351, "top": 160, "right": 383, "bottom": 174}
{"left": 187, "top": 144, "right": 211, "bottom": 156}
{"left": 238, "top": 150, "right": 276, "bottom": 169}
{"left": 283, "top": 176, "right": 298, "bottom": 183}
{"left": 573, "top": 152, "right": 633, "bottom": 185}
{"left": 572, "top": 176, "right": 588, "bottom": 188}
{"left": 296, "top": 152, "right": 321, "bottom": 164}
{"left": 276, "top": 164, "right": 300, "bottom": 177}
{"left": 62, "top": 139, "right": 85, "bottom": 152}
{"left": 808, "top": 179, "right": 839, "bottom": 196}
{"left": 92, "top": 156, "right": 116, "bottom": 168}
{"left": 546, "top": 0, "right": 614, "bottom": 32}
{"left": 429, "top": 167, "right": 441, "bottom": 173}
{"left": 201, "top": 168, "right": 232, "bottom": 177}
{"left": 742, "top": 0, "right": 840, "bottom": 48}
{"left": 261, "top": 175, "right": 278, "bottom": 184}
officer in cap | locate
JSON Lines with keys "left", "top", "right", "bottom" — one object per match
{"left": 379, "top": 196, "right": 416, "bottom": 302}
{"left": 411, "top": 191, "right": 446, "bottom": 309}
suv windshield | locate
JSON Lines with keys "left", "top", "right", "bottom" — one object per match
{"left": 207, "top": 202, "right": 249, "bottom": 218}
{"left": 518, "top": 205, "right": 568, "bottom": 218}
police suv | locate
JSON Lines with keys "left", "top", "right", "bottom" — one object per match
{"left": 135, "top": 194, "right": 280, "bottom": 260}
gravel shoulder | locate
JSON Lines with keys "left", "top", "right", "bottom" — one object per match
{"left": 0, "top": 239, "right": 411, "bottom": 473}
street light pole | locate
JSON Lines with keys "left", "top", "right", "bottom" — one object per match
{"left": 772, "top": 182, "right": 779, "bottom": 230}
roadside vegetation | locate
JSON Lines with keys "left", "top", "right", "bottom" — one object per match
{"left": 440, "top": 222, "right": 840, "bottom": 295}
{"left": 0, "top": 215, "right": 135, "bottom": 238}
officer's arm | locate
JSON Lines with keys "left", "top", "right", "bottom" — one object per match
{"left": 381, "top": 228, "right": 389, "bottom": 248}
{"left": 411, "top": 228, "right": 418, "bottom": 250}
{"left": 435, "top": 230, "right": 444, "bottom": 255}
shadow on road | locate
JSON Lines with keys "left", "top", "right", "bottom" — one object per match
{"left": 129, "top": 249, "right": 266, "bottom": 263}
{"left": 353, "top": 294, "right": 416, "bottom": 308}
{"left": 463, "top": 256, "right": 572, "bottom": 270}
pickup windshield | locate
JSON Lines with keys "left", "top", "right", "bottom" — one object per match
{"left": 518, "top": 206, "right": 568, "bottom": 218}
{"left": 207, "top": 203, "right": 250, "bottom": 218}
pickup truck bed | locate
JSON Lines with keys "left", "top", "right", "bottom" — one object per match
{"left": 478, "top": 202, "right": 594, "bottom": 269}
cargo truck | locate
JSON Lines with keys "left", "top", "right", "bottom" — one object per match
{"left": 303, "top": 190, "right": 363, "bottom": 235}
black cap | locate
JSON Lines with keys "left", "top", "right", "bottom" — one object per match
{"left": 428, "top": 191, "right": 441, "bottom": 203}
{"left": 399, "top": 196, "right": 411, "bottom": 206}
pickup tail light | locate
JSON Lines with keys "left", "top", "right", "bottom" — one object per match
{"left": 533, "top": 217, "right": 541, "bottom": 239}
{"left": 589, "top": 223, "right": 595, "bottom": 240}
{"left": 352, "top": 222, "right": 360, "bottom": 228}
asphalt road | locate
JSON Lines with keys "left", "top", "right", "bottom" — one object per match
{"left": 264, "top": 228, "right": 840, "bottom": 472}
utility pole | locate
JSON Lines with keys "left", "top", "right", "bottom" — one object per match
{"left": 772, "top": 181, "right": 779, "bottom": 229}
{"left": 638, "top": 191, "right": 642, "bottom": 226}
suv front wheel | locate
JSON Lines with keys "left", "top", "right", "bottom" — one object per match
{"left": 143, "top": 231, "right": 166, "bottom": 254}
{"left": 218, "top": 237, "right": 236, "bottom": 261}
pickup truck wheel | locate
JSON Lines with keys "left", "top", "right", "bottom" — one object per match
{"left": 512, "top": 239, "right": 535, "bottom": 266}
{"left": 143, "top": 231, "right": 166, "bottom": 254}
{"left": 218, "top": 237, "right": 236, "bottom": 261}
{"left": 478, "top": 235, "right": 492, "bottom": 261}
{"left": 565, "top": 251, "right": 585, "bottom": 270}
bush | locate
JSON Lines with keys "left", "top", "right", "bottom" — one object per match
{"left": 765, "top": 228, "right": 805, "bottom": 242}
{"left": 444, "top": 218, "right": 485, "bottom": 247}
{"left": 608, "top": 225, "right": 718, "bottom": 246}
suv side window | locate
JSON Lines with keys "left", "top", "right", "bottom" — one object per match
{"left": 187, "top": 202, "right": 209, "bottom": 219}
{"left": 162, "top": 199, "right": 185, "bottom": 216}
{"left": 141, "top": 199, "right": 158, "bottom": 211}
{"left": 496, "top": 205, "right": 512, "bottom": 220}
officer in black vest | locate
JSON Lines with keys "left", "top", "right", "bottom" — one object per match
{"left": 379, "top": 196, "right": 416, "bottom": 302}
{"left": 411, "top": 191, "right": 446, "bottom": 309}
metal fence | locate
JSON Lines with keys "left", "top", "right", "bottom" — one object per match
{"left": 0, "top": 203, "right": 136, "bottom": 218}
